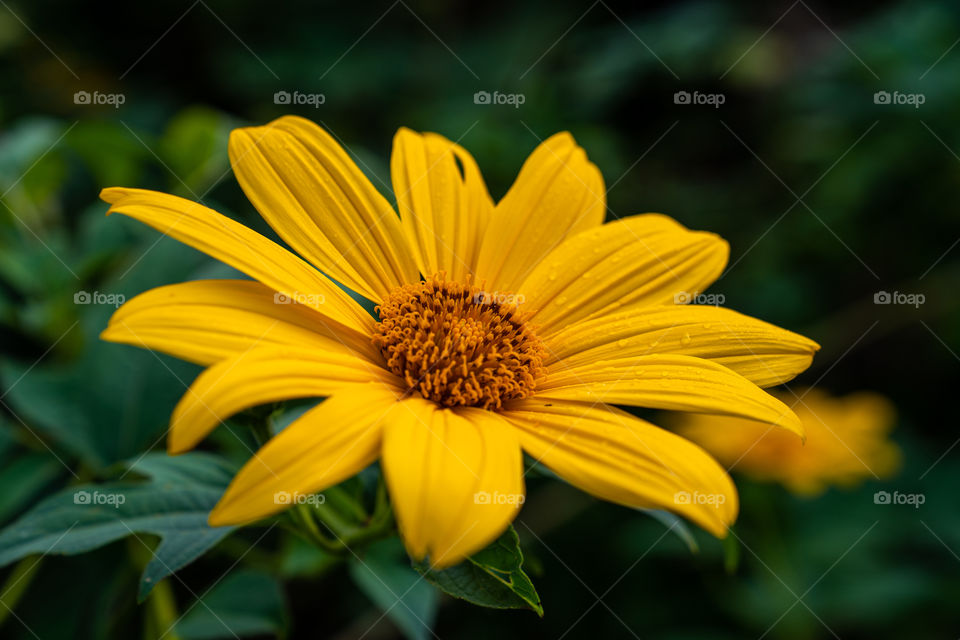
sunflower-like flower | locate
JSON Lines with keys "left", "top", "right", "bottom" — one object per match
{"left": 101, "top": 116, "right": 819, "bottom": 567}
{"left": 674, "top": 388, "right": 899, "bottom": 495}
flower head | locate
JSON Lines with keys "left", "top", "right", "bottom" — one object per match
{"left": 100, "top": 116, "right": 819, "bottom": 567}
{"left": 372, "top": 275, "right": 546, "bottom": 409}
{"left": 674, "top": 388, "right": 900, "bottom": 495}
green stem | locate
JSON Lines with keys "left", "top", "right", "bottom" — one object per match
{"left": 338, "top": 474, "right": 395, "bottom": 547}
{"left": 312, "top": 501, "right": 359, "bottom": 538}
{"left": 255, "top": 413, "right": 397, "bottom": 555}
{"left": 287, "top": 506, "right": 346, "bottom": 555}
{"left": 250, "top": 416, "right": 274, "bottom": 447}
{"left": 323, "top": 485, "right": 369, "bottom": 522}
{"left": 372, "top": 475, "right": 391, "bottom": 521}
{"left": 0, "top": 556, "right": 42, "bottom": 629}
{"left": 128, "top": 538, "right": 182, "bottom": 640}
{"left": 285, "top": 475, "right": 396, "bottom": 556}
{"left": 144, "top": 578, "right": 182, "bottom": 640}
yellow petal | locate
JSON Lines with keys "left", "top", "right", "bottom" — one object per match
{"left": 170, "top": 348, "right": 399, "bottom": 454}
{"left": 537, "top": 353, "right": 804, "bottom": 437}
{"left": 101, "top": 279, "right": 378, "bottom": 366}
{"left": 100, "top": 187, "right": 374, "bottom": 335}
{"left": 520, "top": 214, "right": 729, "bottom": 335}
{"left": 503, "top": 398, "right": 737, "bottom": 536}
{"left": 209, "top": 384, "right": 400, "bottom": 526}
{"left": 391, "top": 128, "right": 493, "bottom": 281}
{"left": 381, "top": 396, "right": 524, "bottom": 568}
{"left": 673, "top": 388, "right": 901, "bottom": 495}
{"left": 544, "top": 305, "right": 819, "bottom": 388}
{"left": 474, "top": 132, "right": 605, "bottom": 292}
{"left": 228, "top": 117, "right": 419, "bottom": 301}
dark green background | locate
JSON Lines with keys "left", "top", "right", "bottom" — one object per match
{"left": 0, "top": 0, "right": 957, "bottom": 638}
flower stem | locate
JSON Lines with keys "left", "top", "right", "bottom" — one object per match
{"left": 0, "top": 556, "right": 42, "bottom": 630}
{"left": 288, "top": 504, "right": 345, "bottom": 554}
{"left": 252, "top": 413, "right": 396, "bottom": 555}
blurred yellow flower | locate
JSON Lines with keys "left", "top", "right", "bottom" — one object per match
{"left": 99, "top": 116, "right": 819, "bottom": 567}
{"left": 674, "top": 388, "right": 900, "bottom": 495}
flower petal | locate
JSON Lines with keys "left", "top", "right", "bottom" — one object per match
{"left": 100, "top": 187, "right": 374, "bottom": 335}
{"left": 381, "top": 396, "right": 524, "bottom": 568}
{"left": 209, "top": 384, "right": 400, "bottom": 526}
{"left": 673, "top": 389, "right": 900, "bottom": 495}
{"left": 391, "top": 128, "right": 493, "bottom": 281}
{"left": 229, "top": 116, "right": 420, "bottom": 301}
{"left": 102, "top": 279, "right": 378, "bottom": 366}
{"left": 519, "top": 214, "right": 728, "bottom": 335}
{"left": 537, "top": 353, "right": 803, "bottom": 436}
{"left": 544, "top": 305, "right": 819, "bottom": 388}
{"left": 503, "top": 398, "right": 737, "bottom": 536}
{"left": 474, "top": 132, "right": 605, "bottom": 292}
{"left": 170, "top": 348, "right": 399, "bottom": 454}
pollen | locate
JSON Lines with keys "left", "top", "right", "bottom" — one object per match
{"left": 372, "top": 275, "right": 545, "bottom": 410}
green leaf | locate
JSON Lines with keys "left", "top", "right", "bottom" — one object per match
{"left": 158, "top": 107, "right": 232, "bottom": 196}
{"left": 278, "top": 534, "right": 339, "bottom": 578}
{"left": 0, "top": 452, "right": 236, "bottom": 601}
{"left": 414, "top": 525, "right": 543, "bottom": 616}
{"left": 173, "top": 569, "right": 287, "bottom": 639}
{"left": 0, "top": 452, "right": 62, "bottom": 523}
{"left": 349, "top": 538, "right": 438, "bottom": 640}
{"left": 63, "top": 120, "right": 149, "bottom": 187}
{"left": 0, "top": 235, "right": 207, "bottom": 470}
{"left": 130, "top": 449, "right": 238, "bottom": 488}
{"left": 0, "top": 118, "right": 65, "bottom": 193}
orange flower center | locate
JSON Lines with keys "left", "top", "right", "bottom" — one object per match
{"left": 372, "top": 275, "right": 545, "bottom": 410}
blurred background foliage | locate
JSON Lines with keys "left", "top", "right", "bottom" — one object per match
{"left": 0, "top": 0, "right": 958, "bottom": 638}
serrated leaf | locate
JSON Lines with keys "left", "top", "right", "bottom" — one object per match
{"left": 0, "top": 452, "right": 235, "bottom": 601}
{"left": 414, "top": 525, "right": 542, "bottom": 616}
{"left": 349, "top": 538, "right": 438, "bottom": 640}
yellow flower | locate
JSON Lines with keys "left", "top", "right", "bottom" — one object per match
{"left": 100, "top": 116, "right": 819, "bottom": 567}
{"left": 674, "top": 388, "right": 900, "bottom": 495}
